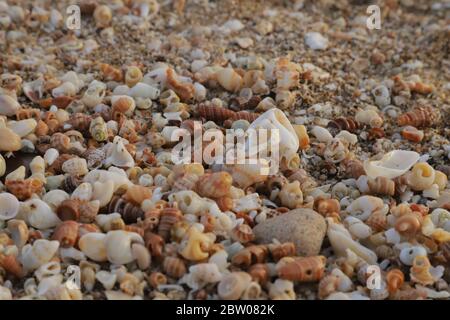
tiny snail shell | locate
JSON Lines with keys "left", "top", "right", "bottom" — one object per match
{"left": 230, "top": 223, "right": 254, "bottom": 244}
{"left": 78, "top": 232, "right": 108, "bottom": 262}
{"left": 399, "top": 246, "right": 427, "bottom": 266}
{"left": 125, "top": 66, "right": 143, "bottom": 88}
{"left": 163, "top": 256, "right": 187, "bottom": 279}
{"left": 410, "top": 255, "right": 443, "bottom": 286}
{"left": 401, "top": 126, "right": 424, "bottom": 143}
{"left": 277, "top": 256, "right": 326, "bottom": 282}
{"left": 51, "top": 220, "right": 79, "bottom": 247}
{"left": 0, "top": 254, "right": 24, "bottom": 278}
{"left": 318, "top": 274, "right": 340, "bottom": 299}
{"left": 148, "top": 272, "right": 167, "bottom": 289}
{"left": 394, "top": 212, "right": 422, "bottom": 237}
{"left": 7, "top": 219, "right": 29, "bottom": 248}
{"left": 248, "top": 263, "right": 271, "bottom": 284}
{"left": 5, "top": 179, "right": 43, "bottom": 201}
{"left": 408, "top": 162, "right": 436, "bottom": 191}
{"left": 268, "top": 242, "right": 296, "bottom": 262}
{"left": 386, "top": 269, "right": 404, "bottom": 294}
{"left": 217, "top": 272, "right": 252, "bottom": 300}
{"left": 268, "top": 279, "right": 295, "bottom": 300}
{"left": 93, "top": 5, "right": 112, "bottom": 28}
{"left": 20, "top": 239, "right": 60, "bottom": 272}
{"left": 104, "top": 230, "right": 144, "bottom": 265}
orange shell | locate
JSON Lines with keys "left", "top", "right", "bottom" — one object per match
{"left": 397, "top": 106, "right": 440, "bottom": 128}
{"left": 215, "top": 196, "right": 234, "bottom": 212}
{"left": 410, "top": 255, "right": 435, "bottom": 286}
{"left": 0, "top": 254, "right": 24, "bottom": 278}
{"left": 52, "top": 221, "right": 79, "bottom": 247}
{"left": 144, "top": 232, "right": 164, "bottom": 258}
{"left": 196, "top": 104, "right": 235, "bottom": 123}
{"left": 5, "top": 179, "right": 43, "bottom": 201}
{"left": 401, "top": 126, "right": 424, "bottom": 143}
{"left": 166, "top": 68, "right": 195, "bottom": 101}
{"left": 57, "top": 199, "right": 81, "bottom": 221}
{"left": 50, "top": 132, "right": 71, "bottom": 153}
{"left": 268, "top": 242, "right": 296, "bottom": 261}
{"left": 148, "top": 272, "right": 167, "bottom": 288}
{"left": 248, "top": 263, "right": 270, "bottom": 284}
{"left": 386, "top": 269, "right": 404, "bottom": 294}
{"left": 394, "top": 212, "right": 422, "bottom": 237}
{"left": 157, "top": 205, "right": 183, "bottom": 241}
{"left": 277, "top": 256, "right": 326, "bottom": 282}
{"left": 123, "top": 185, "right": 152, "bottom": 206}
{"left": 231, "top": 245, "right": 268, "bottom": 268}
{"left": 315, "top": 198, "right": 340, "bottom": 216}
{"left": 99, "top": 63, "right": 123, "bottom": 82}
{"left": 230, "top": 223, "right": 255, "bottom": 244}
{"left": 196, "top": 172, "right": 232, "bottom": 198}
{"left": 367, "top": 176, "right": 395, "bottom": 196}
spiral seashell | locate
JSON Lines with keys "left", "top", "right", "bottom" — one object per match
{"left": 163, "top": 256, "right": 187, "bottom": 279}
{"left": 99, "top": 62, "right": 122, "bottom": 81}
{"left": 195, "top": 172, "right": 232, "bottom": 198}
{"left": 148, "top": 272, "right": 167, "bottom": 289}
{"left": 5, "top": 179, "right": 43, "bottom": 201}
{"left": 122, "top": 185, "right": 152, "bottom": 206}
{"left": 410, "top": 255, "right": 443, "bottom": 286}
{"left": 0, "top": 193, "right": 20, "bottom": 221}
{"left": 105, "top": 136, "right": 135, "bottom": 168}
{"left": 315, "top": 198, "right": 340, "bottom": 217}
{"left": 78, "top": 200, "right": 100, "bottom": 223}
{"left": 395, "top": 212, "right": 423, "bottom": 237}
{"left": 327, "top": 117, "right": 359, "bottom": 134}
{"left": 216, "top": 67, "right": 243, "bottom": 92}
{"left": 268, "top": 242, "right": 296, "bottom": 261}
{"left": 196, "top": 104, "right": 235, "bottom": 123}
{"left": 230, "top": 223, "right": 254, "bottom": 244}
{"left": 51, "top": 221, "right": 79, "bottom": 247}
{"left": 61, "top": 175, "right": 83, "bottom": 194}
{"left": 365, "top": 210, "right": 388, "bottom": 232}
{"left": 386, "top": 269, "right": 404, "bottom": 294}
{"left": 125, "top": 66, "right": 143, "bottom": 88}
{"left": 50, "top": 132, "right": 70, "bottom": 153}
{"left": 166, "top": 68, "right": 195, "bottom": 101}
{"left": 231, "top": 245, "right": 269, "bottom": 268}
{"left": 104, "top": 230, "right": 144, "bottom": 265}
{"left": 277, "top": 256, "right": 326, "bottom": 282}
{"left": 157, "top": 204, "right": 183, "bottom": 241}
{"left": 65, "top": 113, "right": 91, "bottom": 133}
{"left": 144, "top": 232, "right": 164, "bottom": 258}
{"left": 318, "top": 274, "right": 340, "bottom": 299}
{"left": 0, "top": 254, "right": 24, "bottom": 278}
{"left": 89, "top": 116, "right": 108, "bottom": 142}
{"left": 6, "top": 219, "right": 28, "bottom": 248}
{"left": 408, "top": 162, "right": 436, "bottom": 191}
{"left": 179, "top": 226, "right": 214, "bottom": 261}
{"left": 248, "top": 263, "right": 271, "bottom": 284}
{"left": 397, "top": 106, "right": 441, "bottom": 128}
{"left": 217, "top": 272, "right": 252, "bottom": 300}
{"left": 367, "top": 176, "right": 395, "bottom": 196}
{"left": 109, "top": 195, "right": 144, "bottom": 224}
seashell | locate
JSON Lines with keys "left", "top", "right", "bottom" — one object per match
{"left": 163, "top": 256, "right": 187, "bottom": 279}
{"left": 21, "top": 198, "right": 60, "bottom": 229}
{"left": 345, "top": 195, "right": 388, "bottom": 221}
{"left": 401, "top": 126, "right": 424, "bottom": 143}
{"left": 327, "top": 218, "right": 377, "bottom": 264}
{"left": 196, "top": 104, "right": 235, "bottom": 123}
{"left": 105, "top": 136, "right": 135, "bottom": 168}
{"left": 324, "top": 138, "right": 348, "bottom": 163}
{"left": 318, "top": 274, "right": 340, "bottom": 299}
{"left": 158, "top": 204, "right": 183, "bottom": 241}
{"left": 363, "top": 150, "right": 420, "bottom": 179}
{"left": 123, "top": 185, "right": 152, "bottom": 206}
{"left": 51, "top": 221, "right": 79, "bottom": 247}
{"left": 179, "top": 227, "right": 214, "bottom": 261}
{"left": 82, "top": 80, "right": 106, "bottom": 109}
{"left": 248, "top": 263, "right": 271, "bottom": 284}
{"left": 100, "top": 63, "right": 123, "bottom": 82}
{"left": 104, "top": 230, "right": 144, "bottom": 265}
{"left": 89, "top": 116, "right": 108, "bottom": 142}
{"left": 20, "top": 239, "right": 59, "bottom": 272}
{"left": 111, "top": 95, "right": 135, "bottom": 116}
{"left": 230, "top": 223, "right": 254, "bottom": 244}
{"left": 56, "top": 199, "right": 81, "bottom": 221}
{"left": 50, "top": 133, "right": 70, "bottom": 153}
{"left": 399, "top": 246, "right": 427, "bottom": 266}
{"left": 78, "top": 232, "right": 107, "bottom": 262}
{"left": 109, "top": 195, "right": 144, "bottom": 224}
{"left": 367, "top": 176, "right": 395, "bottom": 196}
{"left": 311, "top": 126, "right": 333, "bottom": 143}
{"left": 71, "top": 182, "right": 93, "bottom": 201}
{"left": 355, "top": 109, "right": 383, "bottom": 128}
{"left": 6, "top": 179, "right": 43, "bottom": 201}
{"left": 131, "top": 243, "right": 151, "bottom": 270}
{"left": 386, "top": 269, "right": 404, "bottom": 294}
{"left": 217, "top": 272, "right": 252, "bottom": 300}
{"left": 96, "top": 271, "right": 117, "bottom": 291}
{"left": 344, "top": 216, "right": 372, "bottom": 239}
{"left": 395, "top": 212, "right": 422, "bottom": 237}
{"left": 0, "top": 193, "right": 20, "bottom": 220}
{"left": 7, "top": 119, "right": 37, "bottom": 138}
{"left": 278, "top": 181, "right": 303, "bottom": 209}
{"left": 184, "top": 263, "right": 223, "bottom": 290}
{"left": 7, "top": 219, "right": 29, "bottom": 248}
{"left": 277, "top": 256, "right": 326, "bottom": 282}
{"left": 231, "top": 245, "right": 269, "bottom": 268}
{"left": 410, "top": 255, "right": 444, "bottom": 286}
{"left": 225, "top": 161, "right": 270, "bottom": 189}
{"left": 125, "top": 66, "right": 143, "bottom": 88}
{"left": 168, "top": 190, "right": 204, "bottom": 216}
{"left": 93, "top": 5, "right": 112, "bottom": 28}
{"left": 268, "top": 279, "right": 295, "bottom": 300}
{"left": 216, "top": 68, "right": 243, "bottom": 92}
{"left": 397, "top": 106, "right": 441, "bottom": 128}
{"left": 268, "top": 242, "right": 296, "bottom": 262}
{"left": 166, "top": 68, "right": 195, "bottom": 101}
{"left": 195, "top": 172, "right": 232, "bottom": 198}
{"left": 0, "top": 254, "right": 24, "bottom": 278}
{"left": 144, "top": 232, "right": 164, "bottom": 258}
{"left": 0, "top": 94, "right": 21, "bottom": 116}
{"left": 78, "top": 200, "right": 100, "bottom": 223}
{"left": 408, "top": 162, "right": 436, "bottom": 191}
{"left": 327, "top": 117, "right": 359, "bottom": 134}
{"left": 60, "top": 175, "right": 83, "bottom": 194}
{"left": 0, "top": 126, "right": 21, "bottom": 151}
{"left": 365, "top": 210, "right": 388, "bottom": 232}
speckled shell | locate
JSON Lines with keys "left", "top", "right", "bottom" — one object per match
{"left": 5, "top": 179, "right": 43, "bottom": 201}
{"left": 277, "top": 256, "right": 326, "bottom": 282}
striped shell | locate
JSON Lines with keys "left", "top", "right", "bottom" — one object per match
{"left": 367, "top": 176, "right": 395, "bottom": 196}
{"left": 108, "top": 196, "right": 145, "bottom": 224}
{"left": 277, "top": 256, "right": 326, "bottom": 282}
{"left": 397, "top": 106, "right": 441, "bottom": 128}
{"left": 268, "top": 242, "right": 296, "bottom": 261}
{"left": 158, "top": 205, "right": 183, "bottom": 241}
{"left": 162, "top": 256, "right": 187, "bottom": 279}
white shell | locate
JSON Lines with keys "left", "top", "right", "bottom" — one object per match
{"left": 7, "top": 119, "right": 37, "bottom": 137}
{"left": 345, "top": 195, "right": 388, "bottom": 221}
{"left": 91, "top": 180, "right": 115, "bottom": 207}
{"left": 34, "top": 261, "right": 61, "bottom": 281}
{"left": 20, "top": 198, "right": 60, "bottom": 229}
{"left": 0, "top": 193, "right": 20, "bottom": 220}
{"left": 71, "top": 182, "right": 93, "bottom": 201}
{"left": 104, "top": 230, "right": 144, "bottom": 265}
{"left": 128, "top": 82, "right": 160, "bottom": 100}
{"left": 44, "top": 148, "right": 59, "bottom": 166}
{"left": 59, "top": 247, "right": 86, "bottom": 262}
{"left": 104, "top": 136, "right": 135, "bottom": 168}
{"left": 311, "top": 126, "right": 333, "bottom": 143}
{"left": 363, "top": 150, "right": 420, "bottom": 179}
{"left": 20, "top": 239, "right": 60, "bottom": 271}
{"left": 183, "top": 263, "right": 223, "bottom": 290}
{"left": 0, "top": 94, "right": 21, "bottom": 116}
{"left": 42, "top": 190, "right": 70, "bottom": 211}
{"left": 62, "top": 157, "right": 88, "bottom": 176}
{"left": 83, "top": 169, "right": 132, "bottom": 192}
{"left": 344, "top": 216, "right": 373, "bottom": 239}
{"left": 96, "top": 271, "right": 117, "bottom": 290}
{"left": 0, "top": 286, "right": 12, "bottom": 300}
{"left": 399, "top": 245, "right": 427, "bottom": 266}
{"left": 78, "top": 232, "right": 107, "bottom": 262}
{"left": 37, "top": 274, "right": 63, "bottom": 296}
{"left": 233, "top": 193, "right": 261, "bottom": 213}
{"left": 331, "top": 268, "right": 353, "bottom": 292}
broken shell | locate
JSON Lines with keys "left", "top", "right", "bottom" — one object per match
{"left": 230, "top": 223, "right": 255, "bottom": 244}
{"left": 217, "top": 271, "right": 252, "bottom": 300}
{"left": 6, "top": 179, "right": 43, "bottom": 201}
{"left": 410, "top": 255, "right": 444, "bottom": 286}
{"left": 345, "top": 195, "right": 388, "bottom": 221}
{"left": 0, "top": 193, "right": 20, "bottom": 220}
{"left": 363, "top": 150, "right": 420, "bottom": 179}
{"left": 7, "top": 219, "right": 29, "bottom": 248}
{"left": 278, "top": 181, "right": 303, "bottom": 209}
{"left": 408, "top": 162, "right": 436, "bottom": 191}
{"left": 105, "top": 136, "right": 135, "bottom": 168}
{"left": 21, "top": 198, "right": 60, "bottom": 229}
{"left": 91, "top": 180, "right": 115, "bottom": 207}
{"left": 20, "top": 239, "right": 59, "bottom": 272}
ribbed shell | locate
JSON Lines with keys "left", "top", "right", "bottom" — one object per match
{"left": 51, "top": 220, "right": 79, "bottom": 247}
{"left": 108, "top": 196, "right": 145, "bottom": 224}
{"left": 327, "top": 117, "right": 359, "bottom": 134}
{"left": 158, "top": 205, "right": 183, "bottom": 241}
{"left": 397, "top": 106, "right": 441, "bottom": 128}
{"left": 162, "top": 256, "right": 187, "bottom": 279}
{"left": 277, "top": 256, "right": 326, "bottom": 282}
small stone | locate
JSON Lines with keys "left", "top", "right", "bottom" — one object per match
{"left": 253, "top": 208, "right": 327, "bottom": 256}
{"left": 304, "top": 32, "right": 328, "bottom": 50}
{"left": 370, "top": 51, "right": 386, "bottom": 65}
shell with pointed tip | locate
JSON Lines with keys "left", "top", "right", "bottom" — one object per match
{"left": 363, "top": 150, "right": 419, "bottom": 179}
{"left": 7, "top": 219, "right": 28, "bottom": 248}
{"left": 0, "top": 193, "right": 20, "bottom": 220}
{"left": 0, "top": 127, "right": 21, "bottom": 151}
{"left": 20, "top": 239, "right": 59, "bottom": 272}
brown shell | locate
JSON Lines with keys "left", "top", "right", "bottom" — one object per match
{"left": 215, "top": 196, "right": 234, "bottom": 212}
{"left": 141, "top": 209, "right": 161, "bottom": 232}
{"left": 327, "top": 117, "right": 359, "bottom": 134}
{"left": 57, "top": 199, "right": 81, "bottom": 221}
{"left": 123, "top": 185, "right": 152, "bottom": 206}
{"left": 393, "top": 174, "right": 410, "bottom": 195}
{"left": 108, "top": 195, "right": 145, "bottom": 224}
{"left": 51, "top": 221, "right": 79, "bottom": 247}
{"left": 196, "top": 104, "right": 235, "bottom": 123}
{"left": 50, "top": 132, "right": 71, "bottom": 153}
{"left": 162, "top": 256, "right": 187, "bottom": 279}
{"left": 157, "top": 205, "right": 183, "bottom": 241}
{"left": 268, "top": 242, "right": 296, "bottom": 261}
{"left": 230, "top": 223, "right": 255, "bottom": 244}
{"left": 47, "top": 154, "right": 75, "bottom": 175}
{"left": 148, "top": 272, "right": 167, "bottom": 288}
{"left": 232, "top": 111, "right": 260, "bottom": 122}
{"left": 248, "top": 263, "right": 270, "bottom": 284}
{"left": 196, "top": 172, "right": 232, "bottom": 198}
{"left": 35, "top": 120, "right": 49, "bottom": 137}
{"left": 5, "top": 179, "right": 43, "bottom": 200}
{"left": 27, "top": 230, "right": 43, "bottom": 244}
{"left": 367, "top": 176, "right": 395, "bottom": 196}
{"left": 78, "top": 201, "right": 99, "bottom": 223}
{"left": 341, "top": 158, "right": 365, "bottom": 179}
{"left": 66, "top": 113, "right": 92, "bottom": 132}
{"left": 231, "top": 245, "right": 269, "bottom": 268}
{"left": 401, "top": 126, "right": 424, "bottom": 142}
{"left": 144, "top": 232, "right": 165, "bottom": 258}
{"left": 0, "top": 254, "right": 24, "bottom": 278}
{"left": 166, "top": 68, "right": 195, "bottom": 101}
{"left": 386, "top": 269, "right": 404, "bottom": 294}
{"left": 124, "top": 225, "right": 145, "bottom": 237}
{"left": 52, "top": 96, "right": 74, "bottom": 109}
{"left": 365, "top": 210, "right": 388, "bottom": 232}
{"left": 277, "top": 256, "right": 326, "bottom": 282}
{"left": 318, "top": 274, "right": 340, "bottom": 299}
{"left": 61, "top": 175, "right": 84, "bottom": 193}
{"left": 99, "top": 63, "right": 123, "bottom": 82}
{"left": 315, "top": 198, "right": 340, "bottom": 216}
{"left": 16, "top": 108, "right": 40, "bottom": 120}
{"left": 397, "top": 106, "right": 441, "bottom": 128}
{"left": 394, "top": 212, "right": 422, "bottom": 237}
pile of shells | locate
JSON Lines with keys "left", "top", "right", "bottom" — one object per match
{"left": 0, "top": 0, "right": 449, "bottom": 300}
